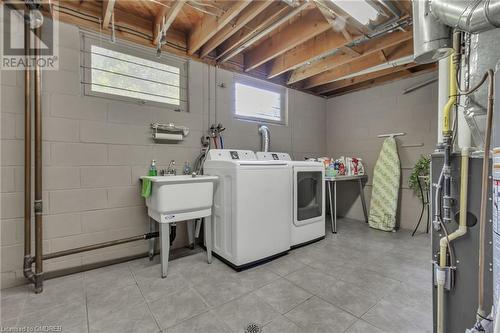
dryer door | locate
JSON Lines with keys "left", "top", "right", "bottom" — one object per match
{"left": 294, "top": 166, "right": 325, "bottom": 226}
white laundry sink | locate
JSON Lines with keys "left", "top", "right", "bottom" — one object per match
{"left": 141, "top": 175, "right": 218, "bottom": 223}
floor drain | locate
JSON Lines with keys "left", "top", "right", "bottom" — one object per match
{"left": 244, "top": 322, "right": 262, "bottom": 333}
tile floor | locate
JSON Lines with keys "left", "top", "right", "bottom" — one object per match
{"left": 0, "top": 218, "right": 432, "bottom": 333}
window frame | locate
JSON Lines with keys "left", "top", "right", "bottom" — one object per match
{"left": 81, "top": 32, "right": 189, "bottom": 111}
{"left": 233, "top": 74, "right": 288, "bottom": 125}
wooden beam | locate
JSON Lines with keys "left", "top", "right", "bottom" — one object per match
{"left": 325, "top": 64, "right": 437, "bottom": 97}
{"left": 340, "top": 46, "right": 360, "bottom": 57}
{"left": 153, "top": 0, "right": 184, "bottom": 46}
{"left": 288, "top": 29, "right": 413, "bottom": 84}
{"left": 302, "top": 40, "right": 413, "bottom": 88}
{"left": 314, "top": 62, "right": 420, "bottom": 94}
{"left": 188, "top": 0, "right": 251, "bottom": 55}
{"left": 215, "top": 2, "right": 289, "bottom": 61}
{"left": 102, "top": 0, "right": 115, "bottom": 29}
{"left": 244, "top": 9, "right": 330, "bottom": 72}
{"left": 199, "top": 1, "right": 272, "bottom": 58}
{"left": 52, "top": 0, "right": 187, "bottom": 53}
{"left": 267, "top": 29, "right": 349, "bottom": 79}
{"left": 218, "top": 2, "right": 310, "bottom": 64}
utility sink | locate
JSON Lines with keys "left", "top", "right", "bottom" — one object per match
{"left": 141, "top": 175, "right": 218, "bottom": 223}
{"left": 141, "top": 174, "right": 217, "bottom": 278}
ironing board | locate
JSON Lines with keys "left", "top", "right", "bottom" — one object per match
{"left": 368, "top": 137, "right": 401, "bottom": 231}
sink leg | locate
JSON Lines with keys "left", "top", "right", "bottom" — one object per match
{"left": 187, "top": 220, "right": 195, "bottom": 249}
{"left": 148, "top": 218, "right": 156, "bottom": 261}
{"left": 205, "top": 218, "right": 213, "bottom": 264}
{"left": 160, "top": 223, "right": 170, "bottom": 278}
{"left": 195, "top": 219, "right": 202, "bottom": 238}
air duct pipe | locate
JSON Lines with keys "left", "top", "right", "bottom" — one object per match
{"left": 259, "top": 125, "right": 270, "bottom": 152}
{"left": 430, "top": 0, "right": 500, "bottom": 33}
{"left": 412, "top": 0, "right": 453, "bottom": 64}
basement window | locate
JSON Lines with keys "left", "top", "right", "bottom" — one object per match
{"left": 81, "top": 34, "right": 188, "bottom": 110}
{"left": 234, "top": 75, "right": 287, "bottom": 125}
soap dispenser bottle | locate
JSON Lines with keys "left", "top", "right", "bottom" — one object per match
{"left": 149, "top": 160, "right": 157, "bottom": 176}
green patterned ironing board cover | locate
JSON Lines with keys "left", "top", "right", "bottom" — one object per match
{"left": 368, "top": 137, "right": 401, "bottom": 231}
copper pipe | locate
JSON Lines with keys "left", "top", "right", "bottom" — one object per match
{"left": 42, "top": 232, "right": 159, "bottom": 260}
{"left": 477, "top": 70, "right": 495, "bottom": 319}
{"left": 33, "top": 26, "right": 43, "bottom": 293}
{"left": 23, "top": 9, "right": 33, "bottom": 281}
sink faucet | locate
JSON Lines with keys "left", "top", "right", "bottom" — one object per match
{"left": 166, "top": 160, "right": 176, "bottom": 175}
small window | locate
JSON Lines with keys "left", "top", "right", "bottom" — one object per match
{"left": 234, "top": 75, "right": 287, "bottom": 124}
{"left": 81, "top": 33, "right": 188, "bottom": 110}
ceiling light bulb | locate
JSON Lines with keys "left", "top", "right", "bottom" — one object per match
{"left": 29, "top": 9, "right": 44, "bottom": 29}
{"left": 331, "top": 0, "right": 379, "bottom": 25}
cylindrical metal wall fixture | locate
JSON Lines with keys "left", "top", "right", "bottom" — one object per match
{"left": 34, "top": 26, "right": 43, "bottom": 293}
{"left": 23, "top": 11, "right": 33, "bottom": 282}
{"left": 430, "top": 0, "right": 500, "bottom": 33}
{"left": 412, "top": 0, "right": 453, "bottom": 64}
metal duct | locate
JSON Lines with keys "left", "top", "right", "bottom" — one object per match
{"left": 413, "top": 0, "right": 453, "bottom": 64}
{"left": 430, "top": 0, "right": 500, "bottom": 33}
{"left": 463, "top": 29, "right": 500, "bottom": 148}
{"left": 259, "top": 125, "right": 270, "bottom": 152}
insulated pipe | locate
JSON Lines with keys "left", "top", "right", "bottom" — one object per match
{"left": 431, "top": 0, "right": 500, "bottom": 33}
{"left": 438, "top": 57, "right": 450, "bottom": 143}
{"left": 34, "top": 26, "right": 43, "bottom": 293}
{"left": 23, "top": 12, "right": 33, "bottom": 281}
{"left": 442, "top": 53, "right": 457, "bottom": 138}
{"left": 259, "top": 125, "right": 270, "bottom": 152}
{"left": 477, "top": 70, "right": 495, "bottom": 321}
{"left": 437, "top": 147, "right": 470, "bottom": 333}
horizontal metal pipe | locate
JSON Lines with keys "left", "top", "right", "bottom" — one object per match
{"left": 43, "top": 246, "right": 203, "bottom": 280}
{"left": 403, "top": 77, "right": 439, "bottom": 94}
{"left": 431, "top": 0, "right": 500, "bottom": 33}
{"left": 42, "top": 232, "right": 159, "bottom": 260}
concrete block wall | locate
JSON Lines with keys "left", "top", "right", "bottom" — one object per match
{"left": 0, "top": 22, "right": 327, "bottom": 288}
{"left": 326, "top": 72, "right": 439, "bottom": 231}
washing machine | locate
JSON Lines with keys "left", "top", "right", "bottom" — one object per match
{"left": 203, "top": 149, "right": 292, "bottom": 269}
{"left": 256, "top": 152, "right": 325, "bottom": 247}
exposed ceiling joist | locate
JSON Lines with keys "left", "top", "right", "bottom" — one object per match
{"left": 340, "top": 46, "right": 360, "bottom": 57}
{"left": 215, "top": 2, "right": 290, "bottom": 62}
{"left": 102, "top": 0, "right": 115, "bottom": 29}
{"left": 302, "top": 39, "right": 414, "bottom": 88}
{"left": 267, "top": 29, "right": 349, "bottom": 79}
{"left": 217, "top": 1, "right": 309, "bottom": 64}
{"left": 199, "top": 1, "right": 273, "bottom": 58}
{"left": 188, "top": 0, "right": 251, "bottom": 55}
{"left": 326, "top": 63, "right": 437, "bottom": 97}
{"left": 153, "top": 0, "right": 184, "bottom": 46}
{"left": 288, "top": 29, "right": 413, "bottom": 84}
{"left": 244, "top": 9, "right": 331, "bottom": 72}
{"left": 315, "top": 62, "right": 420, "bottom": 94}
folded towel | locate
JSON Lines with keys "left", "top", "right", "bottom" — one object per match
{"left": 141, "top": 178, "right": 152, "bottom": 198}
